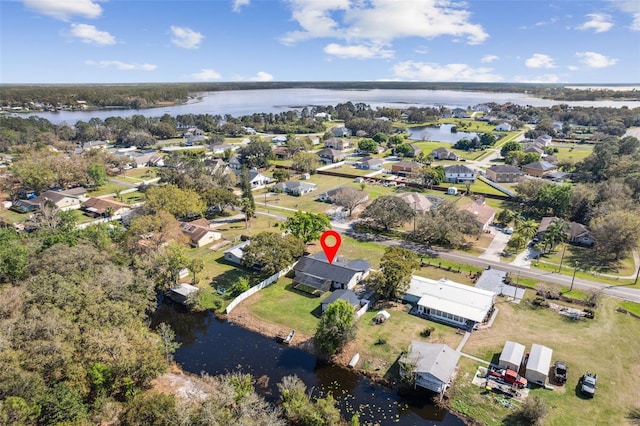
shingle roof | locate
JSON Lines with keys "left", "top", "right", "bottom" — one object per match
{"left": 522, "top": 161, "right": 556, "bottom": 171}
{"left": 445, "top": 164, "right": 475, "bottom": 174}
{"left": 294, "top": 255, "right": 370, "bottom": 285}
{"left": 487, "top": 164, "right": 523, "bottom": 174}
{"left": 407, "top": 342, "right": 460, "bottom": 383}
{"left": 321, "top": 289, "right": 361, "bottom": 307}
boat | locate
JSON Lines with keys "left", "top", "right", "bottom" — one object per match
{"left": 283, "top": 330, "right": 295, "bottom": 345}
{"left": 348, "top": 353, "right": 360, "bottom": 368}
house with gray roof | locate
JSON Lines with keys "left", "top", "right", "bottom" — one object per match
{"left": 430, "top": 147, "right": 459, "bottom": 161}
{"left": 522, "top": 161, "right": 557, "bottom": 177}
{"left": 400, "top": 342, "right": 460, "bottom": 393}
{"left": 273, "top": 180, "right": 317, "bottom": 196}
{"left": 317, "top": 148, "right": 345, "bottom": 164}
{"left": 293, "top": 253, "right": 371, "bottom": 294}
{"left": 224, "top": 240, "right": 250, "bottom": 265}
{"left": 29, "top": 190, "right": 83, "bottom": 210}
{"left": 317, "top": 186, "right": 368, "bottom": 204}
{"left": 486, "top": 164, "right": 524, "bottom": 183}
{"left": 444, "top": 165, "right": 476, "bottom": 184}
{"left": 356, "top": 157, "right": 384, "bottom": 170}
{"left": 321, "top": 289, "right": 363, "bottom": 312}
{"left": 332, "top": 127, "right": 352, "bottom": 137}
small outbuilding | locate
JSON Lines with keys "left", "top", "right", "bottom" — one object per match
{"left": 525, "top": 343, "right": 553, "bottom": 385}
{"left": 168, "top": 283, "right": 199, "bottom": 305}
{"left": 401, "top": 341, "right": 460, "bottom": 393}
{"left": 373, "top": 310, "right": 391, "bottom": 324}
{"left": 499, "top": 341, "right": 525, "bottom": 372}
{"left": 321, "top": 289, "right": 362, "bottom": 312}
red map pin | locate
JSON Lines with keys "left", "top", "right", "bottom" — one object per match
{"left": 320, "top": 230, "right": 341, "bottom": 264}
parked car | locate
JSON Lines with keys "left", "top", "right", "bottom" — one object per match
{"left": 553, "top": 361, "right": 568, "bottom": 384}
{"left": 580, "top": 372, "right": 597, "bottom": 398}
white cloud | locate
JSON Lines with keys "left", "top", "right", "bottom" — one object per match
{"left": 248, "top": 71, "right": 274, "bottom": 82}
{"left": 481, "top": 54, "right": 499, "bottom": 63}
{"left": 281, "top": 0, "right": 488, "bottom": 46}
{"left": 577, "top": 13, "right": 613, "bottom": 33}
{"left": 170, "top": 26, "right": 204, "bottom": 49}
{"left": 85, "top": 60, "right": 157, "bottom": 71}
{"left": 568, "top": 65, "right": 579, "bottom": 71}
{"left": 610, "top": 0, "right": 640, "bottom": 31}
{"left": 515, "top": 74, "right": 560, "bottom": 83}
{"left": 525, "top": 53, "right": 556, "bottom": 69}
{"left": 324, "top": 43, "right": 394, "bottom": 59}
{"left": 191, "top": 69, "right": 222, "bottom": 80}
{"left": 23, "top": 0, "right": 102, "bottom": 21}
{"left": 392, "top": 61, "right": 503, "bottom": 82}
{"left": 576, "top": 51, "right": 618, "bottom": 68}
{"left": 232, "top": 0, "right": 250, "bottom": 12}
{"left": 69, "top": 24, "right": 115, "bottom": 45}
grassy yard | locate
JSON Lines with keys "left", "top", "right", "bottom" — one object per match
{"left": 87, "top": 182, "right": 131, "bottom": 197}
{"left": 0, "top": 208, "right": 29, "bottom": 224}
{"left": 554, "top": 146, "right": 593, "bottom": 162}
{"left": 120, "top": 191, "right": 145, "bottom": 204}
{"left": 120, "top": 167, "right": 159, "bottom": 179}
{"left": 453, "top": 295, "right": 640, "bottom": 425}
{"left": 327, "top": 164, "right": 374, "bottom": 176}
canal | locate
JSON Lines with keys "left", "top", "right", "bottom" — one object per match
{"left": 152, "top": 301, "right": 465, "bottom": 425}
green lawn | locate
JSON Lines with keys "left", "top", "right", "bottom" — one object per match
{"left": 554, "top": 146, "right": 593, "bottom": 162}
{"left": 620, "top": 301, "right": 640, "bottom": 316}
{"left": 454, "top": 296, "right": 640, "bottom": 425}
{"left": 87, "top": 182, "right": 131, "bottom": 197}
{"left": 0, "top": 208, "right": 29, "bottom": 224}
{"left": 121, "top": 167, "right": 159, "bottom": 179}
{"left": 120, "top": 191, "right": 145, "bottom": 204}
{"left": 327, "top": 164, "right": 374, "bottom": 176}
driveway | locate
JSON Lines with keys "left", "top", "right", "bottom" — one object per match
{"left": 478, "top": 226, "right": 511, "bottom": 262}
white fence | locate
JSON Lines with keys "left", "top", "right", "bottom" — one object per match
{"left": 225, "top": 264, "right": 294, "bottom": 314}
{"left": 354, "top": 300, "right": 370, "bottom": 320}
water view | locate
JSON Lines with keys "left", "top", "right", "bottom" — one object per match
{"left": 407, "top": 124, "right": 479, "bottom": 143}
{"left": 19, "top": 88, "right": 640, "bottom": 125}
{"left": 151, "top": 300, "right": 464, "bottom": 425}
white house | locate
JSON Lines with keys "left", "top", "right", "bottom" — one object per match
{"left": 494, "top": 123, "right": 512, "bottom": 132}
{"left": 272, "top": 135, "right": 287, "bottom": 144}
{"left": 444, "top": 165, "right": 476, "bottom": 184}
{"left": 224, "top": 240, "right": 250, "bottom": 265}
{"left": 404, "top": 275, "right": 496, "bottom": 330}
{"left": 499, "top": 341, "right": 526, "bottom": 372}
{"left": 179, "top": 219, "right": 222, "bottom": 248}
{"left": 525, "top": 344, "right": 553, "bottom": 385}
{"left": 273, "top": 180, "right": 317, "bottom": 196}
{"left": 247, "top": 169, "right": 273, "bottom": 188}
{"left": 401, "top": 341, "right": 460, "bottom": 393}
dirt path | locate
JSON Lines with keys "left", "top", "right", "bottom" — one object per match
{"left": 225, "top": 291, "right": 316, "bottom": 353}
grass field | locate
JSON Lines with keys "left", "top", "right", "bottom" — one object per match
{"left": 554, "top": 146, "right": 593, "bottom": 162}
{"left": 0, "top": 208, "right": 29, "bottom": 224}
{"left": 453, "top": 295, "right": 640, "bottom": 425}
{"left": 87, "top": 182, "right": 131, "bottom": 197}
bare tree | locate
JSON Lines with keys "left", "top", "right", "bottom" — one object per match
{"left": 333, "top": 187, "right": 369, "bottom": 217}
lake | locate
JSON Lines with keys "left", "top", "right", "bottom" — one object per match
{"left": 408, "top": 124, "right": 478, "bottom": 143}
{"left": 19, "top": 88, "right": 640, "bottom": 124}
{"left": 151, "top": 300, "right": 465, "bottom": 425}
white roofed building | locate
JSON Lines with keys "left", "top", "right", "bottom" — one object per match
{"left": 400, "top": 341, "right": 460, "bottom": 393}
{"left": 499, "top": 341, "right": 525, "bottom": 372}
{"left": 404, "top": 275, "right": 496, "bottom": 331}
{"left": 525, "top": 344, "right": 553, "bottom": 385}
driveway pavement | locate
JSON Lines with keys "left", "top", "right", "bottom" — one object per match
{"left": 478, "top": 226, "right": 511, "bottom": 262}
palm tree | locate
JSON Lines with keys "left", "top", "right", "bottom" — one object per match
{"left": 517, "top": 219, "right": 538, "bottom": 241}
{"left": 543, "top": 219, "right": 568, "bottom": 252}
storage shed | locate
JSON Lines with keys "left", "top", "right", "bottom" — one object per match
{"left": 499, "top": 341, "right": 525, "bottom": 372}
{"left": 525, "top": 344, "right": 553, "bottom": 385}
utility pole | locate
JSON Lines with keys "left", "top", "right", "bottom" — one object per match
{"left": 570, "top": 262, "right": 578, "bottom": 292}
{"left": 558, "top": 244, "right": 566, "bottom": 273}
{"left": 635, "top": 266, "right": 640, "bottom": 285}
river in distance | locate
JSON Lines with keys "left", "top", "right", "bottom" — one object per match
{"left": 151, "top": 300, "right": 465, "bottom": 426}
{"left": 21, "top": 88, "right": 640, "bottom": 125}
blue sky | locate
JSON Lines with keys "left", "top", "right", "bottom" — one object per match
{"left": 1, "top": 0, "right": 639, "bottom": 84}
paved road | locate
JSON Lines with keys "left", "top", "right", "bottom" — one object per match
{"left": 342, "top": 230, "right": 640, "bottom": 304}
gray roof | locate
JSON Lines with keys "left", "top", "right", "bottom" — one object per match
{"left": 170, "top": 283, "right": 199, "bottom": 298}
{"left": 273, "top": 180, "right": 317, "bottom": 192}
{"left": 407, "top": 341, "right": 460, "bottom": 383}
{"left": 321, "top": 289, "right": 360, "bottom": 307}
{"left": 487, "top": 164, "right": 523, "bottom": 174}
{"left": 445, "top": 164, "right": 475, "bottom": 174}
{"left": 295, "top": 255, "right": 370, "bottom": 285}
{"left": 522, "top": 161, "right": 556, "bottom": 171}
{"left": 224, "top": 240, "right": 250, "bottom": 258}
{"left": 317, "top": 148, "right": 344, "bottom": 157}
{"left": 30, "top": 190, "right": 78, "bottom": 205}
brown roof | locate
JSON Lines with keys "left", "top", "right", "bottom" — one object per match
{"left": 397, "top": 192, "right": 433, "bottom": 212}
{"left": 459, "top": 200, "right": 496, "bottom": 227}
{"left": 83, "top": 197, "right": 130, "bottom": 214}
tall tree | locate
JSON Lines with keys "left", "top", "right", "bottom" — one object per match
{"left": 283, "top": 211, "right": 331, "bottom": 244}
{"left": 241, "top": 232, "right": 305, "bottom": 275}
{"left": 590, "top": 209, "right": 640, "bottom": 260}
{"left": 368, "top": 247, "right": 419, "bottom": 300}
{"left": 291, "top": 151, "right": 320, "bottom": 173}
{"left": 238, "top": 137, "right": 274, "bottom": 169}
{"left": 145, "top": 184, "right": 206, "bottom": 220}
{"left": 359, "top": 195, "right": 414, "bottom": 231}
{"left": 333, "top": 188, "right": 369, "bottom": 217}
{"left": 314, "top": 299, "right": 356, "bottom": 356}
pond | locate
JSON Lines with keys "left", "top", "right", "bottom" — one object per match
{"left": 151, "top": 300, "right": 465, "bottom": 425}
{"left": 407, "top": 124, "right": 478, "bottom": 144}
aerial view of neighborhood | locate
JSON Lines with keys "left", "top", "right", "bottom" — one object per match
{"left": 1, "top": 0, "right": 639, "bottom": 425}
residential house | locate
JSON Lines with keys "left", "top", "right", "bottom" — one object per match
{"left": 210, "top": 143, "right": 238, "bottom": 155}
{"left": 391, "top": 160, "right": 422, "bottom": 177}
{"left": 400, "top": 342, "right": 460, "bottom": 393}
{"left": 186, "top": 135, "right": 208, "bottom": 145}
{"left": 228, "top": 155, "right": 242, "bottom": 171}
{"left": 82, "top": 197, "right": 131, "bottom": 218}
{"left": 405, "top": 144, "right": 422, "bottom": 158}
{"left": 8, "top": 199, "right": 39, "bottom": 213}
{"left": 521, "top": 161, "right": 557, "bottom": 177}
{"left": 293, "top": 253, "right": 371, "bottom": 294}
{"left": 444, "top": 165, "right": 476, "bottom": 184}
{"left": 243, "top": 127, "right": 256, "bottom": 135}
{"left": 273, "top": 147, "right": 292, "bottom": 160}
{"left": 273, "top": 180, "right": 317, "bottom": 196}
{"left": 317, "top": 148, "right": 345, "bottom": 164}
{"left": 544, "top": 171, "right": 570, "bottom": 182}
{"left": 355, "top": 157, "right": 384, "bottom": 170}
{"left": 29, "top": 190, "right": 82, "bottom": 210}
{"left": 272, "top": 135, "right": 287, "bottom": 145}
{"left": 318, "top": 186, "right": 368, "bottom": 204}
{"left": 332, "top": 127, "right": 352, "bottom": 137}
{"left": 523, "top": 145, "right": 544, "bottom": 155}
{"left": 314, "top": 112, "right": 331, "bottom": 121}
{"left": 452, "top": 108, "right": 470, "bottom": 118}
{"left": 431, "top": 147, "right": 460, "bottom": 161}
{"left": 535, "top": 135, "right": 552, "bottom": 146}
{"left": 324, "top": 138, "right": 350, "bottom": 150}
{"left": 183, "top": 127, "right": 204, "bottom": 137}
{"left": 179, "top": 218, "right": 222, "bottom": 247}
{"left": 494, "top": 123, "right": 512, "bottom": 132}
{"left": 485, "top": 164, "right": 524, "bottom": 183}
{"left": 247, "top": 169, "right": 273, "bottom": 188}
{"left": 404, "top": 275, "right": 496, "bottom": 330}
{"left": 321, "top": 289, "right": 363, "bottom": 313}
{"left": 223, "top": 240, "right": 250, "bottom": 265}
{"left": 458, "top": 199, "right": 496, "bottom": 231}
{"left": 397, "top": 192, "right": 433, "bottom": 213}
{"left": 473, "top": 104, "right": 492, "bottom": 113}
{"left": 569, "top": 222, "right": 595, "bottom": 247}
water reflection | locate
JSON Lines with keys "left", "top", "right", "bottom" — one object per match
{"left": 152, "top": 301, "right": 464, "bottom": 425}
